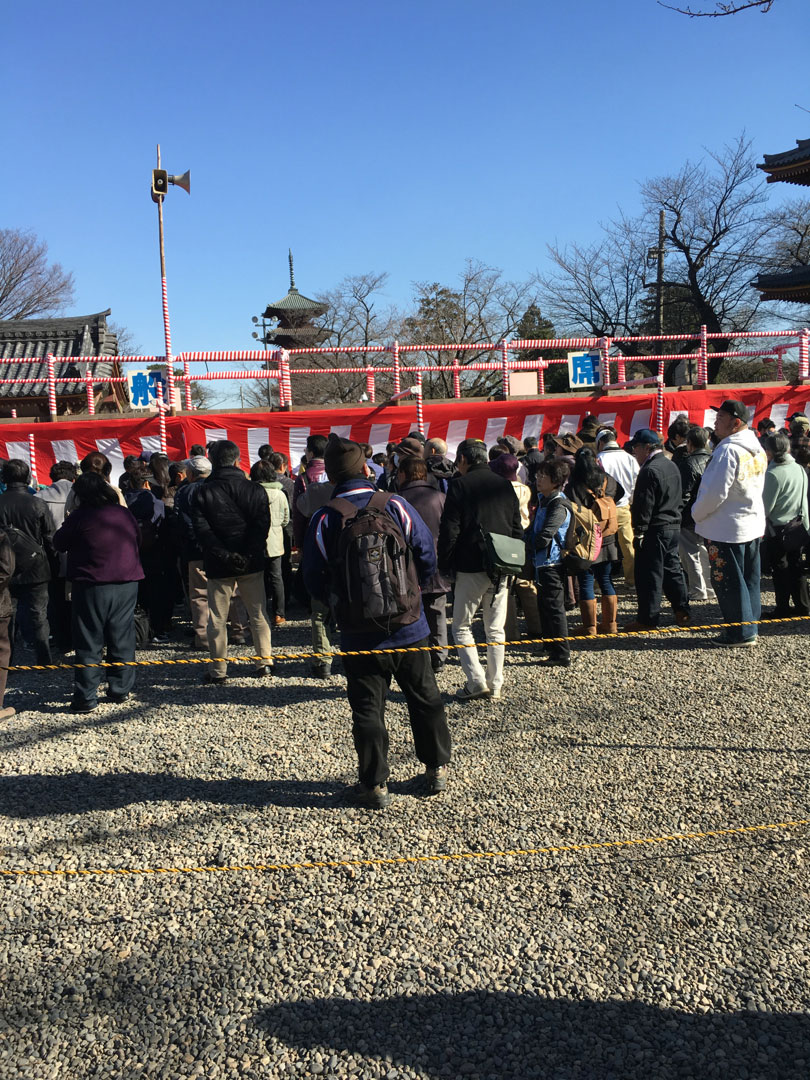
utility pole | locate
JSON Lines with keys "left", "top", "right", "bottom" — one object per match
{"left": 647, "top": 210, "right": 667, "bottom": 335}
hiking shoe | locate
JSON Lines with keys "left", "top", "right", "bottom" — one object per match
{"left": 107, "top": 692, "right": 130, "bottom": 704}
{"left": 711, "top": 634, "right": 759, "bottom": 648}
{"left": 454, "top": 685, "right": 490, "bottom": 702}
{"left": 536, "top": 655, "right": 572, "bottom": 668}
{"left": 203, "top": 672, "right": 228, "bottom": 686}
{"left": 70, "top": 700, "right": 97, "bottom": 714}
{"left": 424, "top": 765, "right": 448, "bottom": 794}
{"left": 674, "top": 609, "right": 691, "bottom": 627}
{"left": 351, "top": 783, "right": 391, "bottom": 810}
{"left": 248, "top": 665, "right": 274, "bottom": 678}
{"left": 310, "top": 665, "right": 332, "bottom": 680}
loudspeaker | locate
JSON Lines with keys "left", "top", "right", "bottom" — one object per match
{"left": 168, "top": 170, "right": 191, "bottom": 194}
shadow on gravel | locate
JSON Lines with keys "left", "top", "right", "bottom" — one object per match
{"left": 258, "top": 990, "right": 810, "bottom": 1079}
{"left": 0, "top": 772, "right": 343, "bottom": 816}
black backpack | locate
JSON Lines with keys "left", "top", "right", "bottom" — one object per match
{"left": 326, "top": 492, "right": 422, "bottom": 633}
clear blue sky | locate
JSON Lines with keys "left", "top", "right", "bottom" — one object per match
{"left": 5, "top": 0, "right": 809, "bottom": 366}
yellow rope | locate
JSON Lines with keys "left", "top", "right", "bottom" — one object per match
{"left": 1, "top": 818, "right": 805, "bottom": 880}
{"left": 6, "top": 614, "right": 808, "bottom": 672}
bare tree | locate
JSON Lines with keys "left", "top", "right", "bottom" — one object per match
{"left": 538, "top": 136, "right": 773, "bottom": 383}
{"left": 659, "top": 0, "right": 776, "bottom": 15}
{"left": 761, "top": 199, "right": 810, "bottom": 268}
{"left": 0, "top": 229, "right": 75, "bottom": 320}
{"left": 401, "top": 260, "right": 540, "bottom": 398}
{"left": 241, "top": 272, "right": 399, "bottom": 408}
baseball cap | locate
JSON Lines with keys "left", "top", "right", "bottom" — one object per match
{"left": 186, "top": 455, "right": 212, "bottom": 475}
{"left": 717, "top": 400, "right": 749, "bottom": 424}
{"left": 628, "top": 428, "right": 663, "bottom": 447}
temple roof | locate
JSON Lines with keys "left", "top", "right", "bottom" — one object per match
{"left": 753, "top": 265, "right": 810, "bottom": 303}
{"left": 0, "top": 309, "right": 118, "bottom": 398}
{"left": 758, "top": 138, "right": 810, "bottom": 186}
{"left": 261, "top": 249, "right": 327, "bottom": 319}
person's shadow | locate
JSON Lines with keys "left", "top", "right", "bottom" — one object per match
{"left": 258, "top": 989, "right": 810, "bottom": 1079}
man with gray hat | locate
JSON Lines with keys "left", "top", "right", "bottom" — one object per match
{"left": 175, "top": 455, "right": 213, "bottom": 650}
{"left": 692, "top": 399, "right": 766, "bottom": 646}
{"left": 624, "top": 428, "right": 690, "bottom": 632}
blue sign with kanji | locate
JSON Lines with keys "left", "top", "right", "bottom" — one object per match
{"left": 567, "top": 351, "right": 602, "bottom": 388}
{"left": 126, "top": 369, "right": 167, "bottom": 409}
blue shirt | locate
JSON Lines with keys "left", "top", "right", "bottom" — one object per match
{"left": 303, "top": 479, "right": 434, "bottom": 650}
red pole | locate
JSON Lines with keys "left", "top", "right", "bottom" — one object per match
{"left": 46, "top": 352, "right": 57, "bottom": 421}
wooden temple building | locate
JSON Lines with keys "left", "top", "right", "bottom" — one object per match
{"left": 0, "top": 309, "right": 124, "bottom": 419}
{"left": 258, "top": 251, "right": 329, "bottom": 351}
{"left": 754, "top": 138, "right": 810, "bottom": 305}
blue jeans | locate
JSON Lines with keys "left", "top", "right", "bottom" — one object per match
{"left": 707, "top": 539, "right": 760, "bottom": 643}
{"left": 577, "top": 560, "right": 615, "bottom": 601}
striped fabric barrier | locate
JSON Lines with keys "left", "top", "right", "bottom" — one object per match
{"left": 2, "top": 385, "right": 809, "bottom": 480}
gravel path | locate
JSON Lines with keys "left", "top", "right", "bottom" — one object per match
{"left": 1, "top": 587, "right": 808, "bottom": 1079}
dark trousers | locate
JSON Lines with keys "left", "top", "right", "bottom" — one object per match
{"left": 343, "top": 637, "right": 451, "bottom": 788}
{"left": 708, "top": 538, "right": 761, "bottom": 643}
{"left": 139, "top": 554, "right": 174, "bottom": 635}
{"left": 281, "top": 529, "right": 293, "bottom": 606}
{"left": 0, "top": 615, "right": 10, "bottom": 706}
{"left": 48, "top": 578, "right": 72, "bottom": 653}
{"left": 635, "top": 527, "right": 689, "bottom": 626}
{"left": 535, "top": 564, "right": 570, "bottom": 662}
{"left": 264, "top": 556, "right": 285, "bottom": 619}
{"left": 10, "top": 581, "right": 51, "bottom": 665}
{"left": 422, "top": 592, "right": 449, "bottom": 664}
{"left": 72, "top": 581, "right": 139, "bottom": 706}
{"left": 765, "top": 535, "right": 810, "bottom": 615}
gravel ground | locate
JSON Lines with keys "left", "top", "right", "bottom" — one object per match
{"left": 1, "top": 586, "right": 808, "bottom": 1079}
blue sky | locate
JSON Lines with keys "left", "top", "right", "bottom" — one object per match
{"left": 5, "top": 0, "right": 809, "bottom": 370}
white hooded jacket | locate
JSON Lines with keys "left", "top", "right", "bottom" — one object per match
{"left": 691, "top": 427, "right": 766, "bottom": 544}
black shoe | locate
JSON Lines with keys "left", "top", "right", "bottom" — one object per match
{"left": 537, "top": 656, "right": 572, "bottom": 668}
{"left": 248, "top": 665, "right": 274, "bottom": 678}
{"left": 310, "top": 665, "right": 331, "bottom": 679}
{"left": 70, "top": 700, "right": 97, "bottom": 713}
{"left": 350, "top": 783, "right": 391, "bottom": 809}
{"left": 107, "top": 692, "right": 130, "bottom": 704}
{"left": 203, "top": 673, "right": 228, "bottom": 686}
{"left": 761, "top": 609, "right": 791, "bottom": 621}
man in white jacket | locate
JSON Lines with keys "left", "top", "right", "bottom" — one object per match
{"left": 691, "top": 400, "right": 767, "bottom": 646}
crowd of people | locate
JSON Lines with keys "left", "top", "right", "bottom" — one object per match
{"left": 0, "top": 400, "right": 807, "bottom": 807}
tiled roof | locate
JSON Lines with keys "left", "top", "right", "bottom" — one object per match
{"left": 262, "top": 287, "right": 328, "bottom": 316}
{"left": 0, "top": 310, "right": 118, "bottom": 398}
{"left": 753, "top": 265, "right": 810, "bottom": 302}
{"left": 758, "top": 138, "right": 810, "bottom": 186}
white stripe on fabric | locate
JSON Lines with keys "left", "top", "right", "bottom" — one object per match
{"left": 95, "top": 438, "right": 125, "bottom": 482}
{"left": 769, "top": 402, "right": 789, "bottom": 428}
{"left": 289, "top": 427, "right": 311, "bottom": 472}
{"left": 389, "top": 495, "right": 413, "bottom": 540}
{"left": 521, "top": 414, "right": 543, "bottom": 441}
{"left": 51, "top": 439, "right": 79, "bottom": 464}
{"left": 314, "top": 512, "right": 328, "bottom": 559}
{"left": 629, "top": 410, "right": 652, "bottom": 436}
{"left": 367, "top": 424, "right": 391, "bottom": 454}
{"left": 6, "top": 442, "right": 30, "bottom": 467}
{"left": 668, "top": 410, "right": 688, "bottom": 430}
{"left": 329, "top": 425, "right": 352, "bottom": 439}
{"left": 139, "top": 435, "right": 162, "bottom": 459}
{"left": 445, "top": 419, "right": 469, "bottom": 455}
{"left": 597, "top": 413, "right": 617, "bottom": 428}
{"left": 483, "top": 416, "right": 507, "bottom": 447}
{"left": 204, "top": 428, "right": 227, "bottom": 444}
{"left": 558, "top": 414, "right": 580, "bottom": 435}
{"left": 702, "top": 408, "right": 718, "bottom": 430}
{"left": 247, "top": 428, "right": 270, "bottom": 465}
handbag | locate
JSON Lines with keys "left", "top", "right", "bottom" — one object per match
{"left": 482, "top": 529, "right": 526, "bottom": 576}
{"left": 775, "top": 515, "right": 810, "bottom": 553}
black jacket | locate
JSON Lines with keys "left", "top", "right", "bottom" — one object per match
{"left": 631, "top": 452, "right": 683, "bottom": 535}
{"left": 677, "top": 449, "right": 711, "bottom": 528}
{"left": 0, "top": 484, "right": 54, "bottom": 585}
{"left": 0, "top": 530, "right": 15, "bottom": 618}
{"left": 191, "top": 466, "right": 270, "bottom": 579}
{"left": 437, "top": 463, "right": 522, "bottom": 574}
{"left": 399, "top": 479, "right": 449, "bottom": 594}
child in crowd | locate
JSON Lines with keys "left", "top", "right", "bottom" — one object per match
{"left": 529, "top": 458, "right": 572, "bottom": 668}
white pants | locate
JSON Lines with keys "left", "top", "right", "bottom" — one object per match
{"left": 678, "top": 526, "right": 715, "bottom": 600}
{"left": 451, "top": 571, "right": 509, "bottom": 694}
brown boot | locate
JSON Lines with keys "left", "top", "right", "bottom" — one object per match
{"left": 579, "top": 598, "right": 598, "bottom": 636}
{"left": 599, "top": 594, "right": 618, "bottom": 635}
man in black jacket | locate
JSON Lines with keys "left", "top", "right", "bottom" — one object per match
{"left": 677, "top": 426, "right": 714, "bottom": 602}
{"left": 437, "top": 439, "right": 522, "bottom": 701}
{"left": 625, "top": 429, "right": 690, "bottom": 631}
{"left": 191, "top": 441, "right": 272, "bottom": 683}
{"left": 0, "top": 459, "right": 54, "bottom": 664}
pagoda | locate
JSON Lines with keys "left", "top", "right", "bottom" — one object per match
{"left": 753, "top": 139, "right": 810, "bottom": 304}
{"left": 260, "top": 251, "right": 329, "bottom": 351}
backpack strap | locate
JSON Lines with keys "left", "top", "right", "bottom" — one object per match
{"left": 327, "top": 496, "right": 361, "bottom": 521}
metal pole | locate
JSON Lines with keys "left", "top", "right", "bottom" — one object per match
{"left": 156, "top": 144, "right": 177, "bottom": 416}
{"left": 656, "top": 210, "right": 665, "bottom": 336}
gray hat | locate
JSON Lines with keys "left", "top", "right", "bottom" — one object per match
{"left": 186, "top": 455, "right": 212, "bottom": 475}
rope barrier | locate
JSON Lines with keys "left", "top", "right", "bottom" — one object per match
{"left": 1, "top": 818, "right": 805, "bottom": 880}
{"left": 5, "top": 615, "right": 808, "bottom": 673}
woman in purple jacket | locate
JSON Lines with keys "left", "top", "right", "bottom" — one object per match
{"left": 54, "top": 473, "right": 144, "bottom": 713}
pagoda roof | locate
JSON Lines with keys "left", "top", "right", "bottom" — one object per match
{"left": 752, "top": 265, "right": 810, "bottom": 303}
{"left": 262, "top": 287, "right": 327, "bottom": 317}
{"left": 758, "top": 138, "right": 810, "bottom": 186}
{"left": 0, "top": 309, "right": 118, "bottom": 398}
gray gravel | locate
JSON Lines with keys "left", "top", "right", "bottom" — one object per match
{"left": 1, "top": 585, "right": 808, "bottom": 1079}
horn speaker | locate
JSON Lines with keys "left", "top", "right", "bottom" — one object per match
{"left": 168, "top": 170, "right": 191, "bottom": 194}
